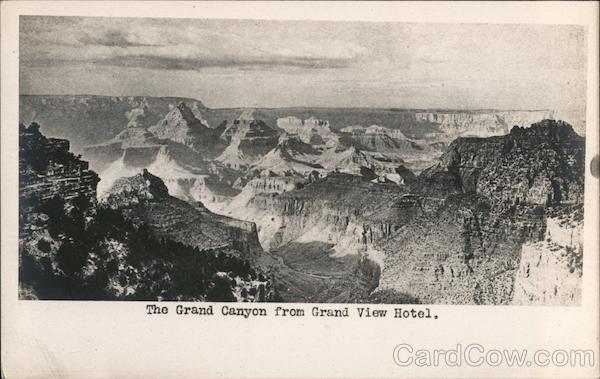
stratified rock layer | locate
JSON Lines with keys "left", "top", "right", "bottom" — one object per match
{"left": 512, "top": 205, "right": 583, "bottom": 305}
{"left": 240, "top": 120, "right": 584, "bottom": 304}
{"left": 19, "top": 122, "right": 99, "bottom": 214}
{"left": 418, "top": 120, "right": 584, "bottom": 204}
{"left": 19, "top": 124, "right": 275, "bottom": 301}
{"left": 217, "top": 116, "right": 280, "bottom": 169}
{"left": 102, "top": 169, "right": 263, "bottom": 256}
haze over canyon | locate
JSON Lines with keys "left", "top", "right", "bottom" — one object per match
{"left": 18, "top": 95, "right": 585, "bottom": 304}
{"left": 17, "top": 16, "right": 587, "bottom": 304}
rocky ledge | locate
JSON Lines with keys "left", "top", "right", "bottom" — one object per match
{"left": 417, "top": 119, "right": 584, "bottom": 204}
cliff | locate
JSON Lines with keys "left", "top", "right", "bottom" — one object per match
{"left": 83, "top": 105, "right": 167, "bottom": 171}
{"left": 19, "top": 123, "right": 100, "bottom": 220}
{"left": 18, "top": 96, "right": 586, "bottom": 304}
{"left": 512, "top": 205, "right": 583, "bottom": 305}
{"left": 252, "top": 135, "right": 324, "bottom": 176}
{"left": 23, "top": 95, "right": 578, "bottom": 152}
{"left": 85, "top": 110, "right": 241, "bottom": 210}
{"left": 234, "top": 120, "right": 584, "bottom": 304}
{"left": 223, "top": 173, "right": 417, "bottom": 302}
{"left": 415, "top": 109, "right": 554, "bottom": 139}
{"left": 339, "top": 125, "right": 419, "bottom": 152}
{"left": 101, "top": 169, "right": 262, "bottom": 256}
{"left": 149, "top": 102, "right": 225, "bottom": 156}
{"left": 276, "top": 116, "right": 339, "bottom": 147}
{"left": 249, "top": 134, "right": 406, "bottom": 180}
{"left": 376, "top": 195, "right": 547, "bottom": 304}
{"left": 19, "top": 125, "right": 275, "bottom": 301}
{"left": 243, "top": 173, "right": 413, "bottom": 250}
{"left": 337, "top": 124, "right": 444, "bottom": 173}
{"left": 374, "top": 120, "right": 584, "bottom": 304}
{"left": 192, "top": 202, "right": 263, "bottom": 258}
{"left": 418, "top": 120, "right": 585, "bottom": 205}
{"left": 19, "top": 95, "right": 210, "bottom": 150}
{"left": 317, "top": 146, "right": 396, "bottom": 178}
{"left": 84, "top": 129, "right": 164, "bottom": 173}
{"left": 243, "top": 172, "right": 302, "bottom": 194}
{"left": 217, "top": 117, "right": 280, "bottom": 169}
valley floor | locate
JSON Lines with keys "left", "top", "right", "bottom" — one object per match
{"left": 258, "top": 242, "right": 380, "bottom": 303}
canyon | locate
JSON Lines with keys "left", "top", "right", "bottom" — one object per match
{"left": 21, "top": 95, "right": 582, "bottom": 149}
{"left": 414, "top": 110, "right": 556, "bottom": 139}
{"left": 19, "top": 123, "right": 277, "bottom": 301}
{"left": 18, "top": 95, "right": 586, "bottom": 304}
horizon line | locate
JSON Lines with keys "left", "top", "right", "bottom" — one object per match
{"left": 19, "top": 93, "right": 558, "bottom": 113}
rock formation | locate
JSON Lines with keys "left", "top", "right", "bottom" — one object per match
{"left": 276, "top": 116, "right": 339, "bottom": 147}
{"left": 102, "top": 169, "right": 263, "bottom": 256}
{"left": 512, "top": 205, "right": 583, "bottom": 305}
{"left": 217, "top": 115, "right": 280, "bottom": 169}
{"left": 338, "top": 124, "right": 443, "bottom": 173}
{"left": 252, "top": 135, "right": 324, "bottom": 176}
{"left": 22, "top": 94, "right": 580, "bottom": 149}
{"left": 19, "top": 94, "right": 586, "bottom": 305}
{"left": 19, "top": 95, "right": 211, "bottom": 150}
{"left": 418, "top": 120, "right": 585, "bottom": 204}
{"left": 340, "top": 125, "right": 417, "bottom": 151}
{"left": 83, "top": 104, "right": 241, "bottom": 210}
{"left": 149, "top": 102, "right": 225, "bottom": 156}
{"left": 83, "top": 106, "right": 165, "bottom": 172}
{"left": 19, "top": 122, "right": 99, "bottom": 219}
{"left": 414, "top": 109, "right": 555, "bottom": 140}
{"left": 375, "top": 120, "right": 584, "bottom": 304}
{"left": 234, "top": 120, "right": 584, "bottom": 304}
{"left": 19, "top": 124, "right": 276, "bottom": 301}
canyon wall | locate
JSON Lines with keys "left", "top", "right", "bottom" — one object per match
{"left": 420, "top": 120, "right": 585, "bottom": 205}
{"left": 19, "top": 124, "right": 274, "bottom": 301}
{"left": 19, "top": 95, "right": 210, "bottom": 151}
{"left": 19, "top": 123, "right": 100, "bottom": 215}
{"left": 276, "top": 116, "right": 339, "bottom": 147}
{"left": 376, "top": 196, "right": 547, "bottom": 304}
{"left": 415, "top": 110, "right": 555, "bottom": 139}
{"left": 23, "top": 95, "right": 576, "bottom": 153}
{"left": 239, "top": 174, "right": 415, "bottom": 257}
{"left": 102, "top": 169, "right": 262, "bottom": 257}
{"left": 512, "top": 206, "right": 583, "bottom": 305}
{"left": 235, "top": 120, "right": 584, "bottom": 304}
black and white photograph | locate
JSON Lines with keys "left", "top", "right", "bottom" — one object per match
{"left": 17, "top": 15, "right": 587, "bottom": 305}
{"left": 3, "top": 2, "right": 600, "bottom": 378}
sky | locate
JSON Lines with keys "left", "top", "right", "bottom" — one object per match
{"left": 20, "top": 16, "right": 587, "bottom": 118}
